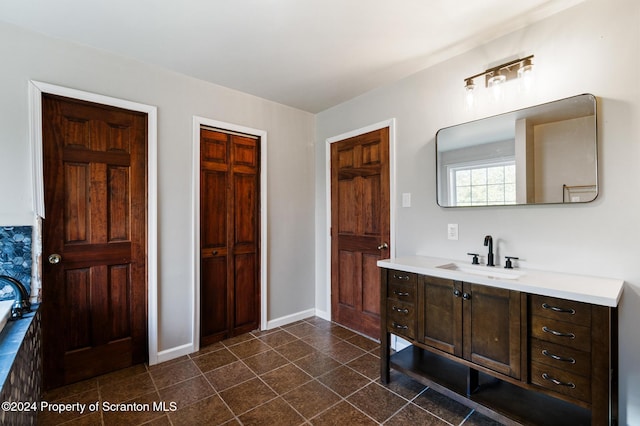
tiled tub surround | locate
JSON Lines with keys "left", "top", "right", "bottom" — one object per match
{"left": 0, "top": 307, "right": 41, "bottom": 426}
{"left": 0, "top": 226, "right": 33, "bottom": 301}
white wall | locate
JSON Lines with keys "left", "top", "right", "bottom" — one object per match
{"left": 0, "top": 22, "right": 316, "bottom": 355}
{"left": 315, "top": 0, "right": 640, "bottom": 423}
{"left": 533, "top": 116, "right": 596, "bottom": 203}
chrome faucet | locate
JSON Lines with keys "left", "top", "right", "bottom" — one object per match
{"left": 483, "top": 235, "right": 495, "bottom": 267}
{"left": 0, "top": 276, "right": 31, "bottom": 320}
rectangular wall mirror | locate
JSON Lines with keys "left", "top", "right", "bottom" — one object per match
{"left": 436, "top": 94, "right": 597, "bottom": 207}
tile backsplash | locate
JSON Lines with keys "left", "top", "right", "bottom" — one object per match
{"left": 0, "top": 226, "right": 32, "bottom": 301}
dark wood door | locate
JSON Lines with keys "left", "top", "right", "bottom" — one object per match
{"left": 42, "top": 94, "right": 147, "bottom": 389}
{"left": 418, "top": 276, "right": 463, "bottom": 356}
{"left": 200, "top": 128, "right": 260, "bottom": 346}
{"left": 330, "top": 128, "right": 390, "bottom": 338}
{"left": 463, "top": 283, "right": 522, "bottom": 379}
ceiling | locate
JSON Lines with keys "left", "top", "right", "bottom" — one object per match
{"left": 0, "top": 0, "right": 584, "bottom": 113}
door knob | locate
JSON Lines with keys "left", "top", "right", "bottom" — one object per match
{"left": 48, "top": 253, "right": 62, "bottom": 264}
{"left": 377, "top": 242, "right": 389, "bottom": 250}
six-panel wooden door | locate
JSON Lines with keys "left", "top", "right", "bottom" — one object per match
{"left": 330, "top": 128, "right": 390, "bottom": 338}
{"left": 41, "top": 94, "right": 148, "bottom": 389}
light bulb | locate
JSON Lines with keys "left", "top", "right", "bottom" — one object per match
{"left": 465, "top": 89, "right": 474, "bottom": 109}
{"left": 517, "top": 59, "right": 534, "bottom": 78}
{"left": 487, "top": 72, "right": 506, "bottom": 87}
{"left": 518, "top": 59, "right": 534, "bottom": 92}
{"left": 464, "top": 79, "right": 475, "bottom": 109}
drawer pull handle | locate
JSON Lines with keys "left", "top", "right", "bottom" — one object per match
{"left": 542, "top": 349, "right": 576, "bottom": 364}
{"left": 542, "top": 303, "right": 575, "bottom": 315}
{"left": 392, "top": 322, "right": 408, "bottom": 330}
{"left": 393, "top": 290, "right": 410, "bottom": 297}
{"left": 392, "top": 274, "right": 410, "bottom": 281}
{"left": 542, "top": 373, "right": 576, "bottom": 388}
{"left": 392, "top": 306, "right": 409, "bottom": 314}
{"left": 542, "top": 326, "right": 575, "bottom": 339}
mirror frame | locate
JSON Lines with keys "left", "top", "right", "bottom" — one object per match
{"left": 436, "top": 94, "right": 598, "bottom": 207}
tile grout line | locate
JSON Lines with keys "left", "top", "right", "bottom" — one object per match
{"left": 234, "top": 322, "right": 347, "bottom": 423}
{"left": 222, "top": 318, "right": 369, "bottom": 424}
{"left": 305, "top": 375, "right": 378, "bottom": 424}
{"left": 185, "top": 344, "right": 244, "bottom": 424}
{"left": 459, "top": 409, "right": 476, "bottom": 425}
{"left": 204, "top": 327, "right": 322, "bottom": 422}
{"left": 145, "top": 361, "right": 176, "bottom": 425}
{"left": 302, "top": 320, "right": 451, "bottom": 425}
{"left": 281, "top": 320, "right": 382, "bottom": 424}
{"left": 46, "top": 317, "right": 466, "bottom": 426}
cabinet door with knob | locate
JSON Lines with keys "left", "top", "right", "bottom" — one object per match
{"left": 418, "top": 277, "right": 522, "bottom": 379}
{"left": 463, "top": 283, "right": 523, "bottom": 379}
{"left": 418, "top": 275, "right": 463, "bottom": 356}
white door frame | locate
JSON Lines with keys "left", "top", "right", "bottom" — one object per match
{"left": 324, "top": 119, "right": 397, "bottom": 319}
{"left": 192, "top": 116, "right": 268, "bottom": 351}
{"left": 28, "top": 80, "right": 160, "bottom": 364}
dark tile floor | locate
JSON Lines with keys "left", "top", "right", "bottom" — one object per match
{"left": 38, "top": 317, "right": 501, "bottom": 425}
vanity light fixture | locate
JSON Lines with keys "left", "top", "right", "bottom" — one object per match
{"left": 464, "top": 55, "right": 534, "bottom": 103}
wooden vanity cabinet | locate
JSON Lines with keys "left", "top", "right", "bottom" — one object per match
{"left": 418, "top": 276, "right": 523, "bottom": 379}
{"left": 380, "top": 267, "right": 618, "bottom": 425}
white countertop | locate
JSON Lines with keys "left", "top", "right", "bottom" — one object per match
{"left": 377, "top": 256, "right": 624, "bottom": 307}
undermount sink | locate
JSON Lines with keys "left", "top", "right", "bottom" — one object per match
{"left": 436, "top": 262, "right": 525, "bottom": 280}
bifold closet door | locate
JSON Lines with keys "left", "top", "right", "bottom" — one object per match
{"left": 200, "top": 128, "right": 260, "bottom": 346}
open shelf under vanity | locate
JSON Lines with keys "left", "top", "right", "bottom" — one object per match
{"left": 391, "top": 346, "right": 591, "bottom": 426}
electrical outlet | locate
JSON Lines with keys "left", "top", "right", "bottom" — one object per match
{"left": 447, "top": 223, "right": 459, "bottom": 240}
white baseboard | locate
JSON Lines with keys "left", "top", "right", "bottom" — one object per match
{"left": 152, "top": 307, "right": 322, "bottom": 365}
{"left": 153, "top": 343, "right": 195, "bottom": 365}
{"left": 314, "top": 309, "right": 331, "bottom": 322}
{"left": 266, "top": 308, "right": 316, "bottom": 329}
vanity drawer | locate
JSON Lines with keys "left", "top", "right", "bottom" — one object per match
{"left": 387, "top": 299, "right": 415, "bottom": 320}
{"left": 530, "top": 338, "right": 590, "bottom": 378}
{"left": 387, "top": 282, "right": 417, "bottom": 303}
{"left": 530, "top": 295, "right": 591, "bottom": 327}
{"left": 388, "top": 270, "right": 417, "bottom": 285}
{"left": 531, "top": 316, "right": 591, "bottom": 352}
{"left": 387, "top": 312, "right": 416, "bottom": 339}
{"left": 531, "top": 361, "right": 591, "bottom": 403}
